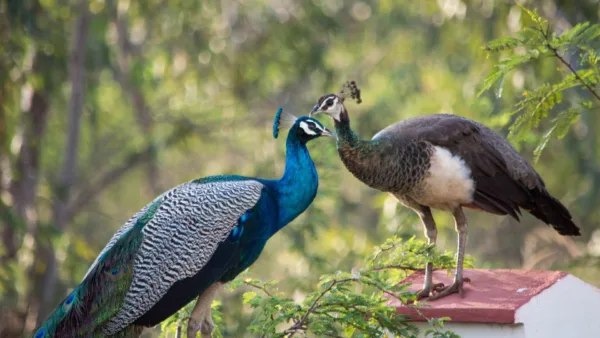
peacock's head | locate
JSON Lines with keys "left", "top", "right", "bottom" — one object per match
{"left": 309, "top": 81, "right": 362, "bottom": 122}
{"left": 273, "top": 108, "right": 335, "bottom": 143}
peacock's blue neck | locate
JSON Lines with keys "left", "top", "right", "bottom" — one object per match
{"left": 271, "top": 132, "right": 318, "bottom": 234}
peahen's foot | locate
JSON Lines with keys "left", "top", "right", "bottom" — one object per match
{"left": 187, "top": 314, "right": 214, "bottom": 338}
{"left": 405, "top": 282, "right": 446, "bottom": 304}
{"left": 428, "top": 277, "right": 471, "bottom": 301}
{"left": 415, "top": 282, "right": 445, "bottom": 300}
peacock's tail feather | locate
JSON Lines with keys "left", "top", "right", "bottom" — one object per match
{"left": 33, "top": 200, "right": 162, "bottom": 338}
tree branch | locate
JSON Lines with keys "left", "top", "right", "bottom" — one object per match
{"left": 537, "top": 22, "right": 600, "bottom": 102}
{"left": 551, "top": 47, "right": 600, "bottom": 101}
{"left": 284, "top": 278, "right": 355, "bottom": 337}
{"left": 243, "top": 281, "right": 274, "bottom": 298}
{"left": 64, "top": 122, "right": 199, "bottom": 223}
{"left": 371, "top": 264, "right": 426, "bottom": 272}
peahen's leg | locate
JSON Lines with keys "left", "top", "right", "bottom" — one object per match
{"left": 187, "top": 282, "right": 223, "bottom": 338}
{"left": 429, "top": 207, "right": 470, "bottom": 300}
{"left": 415, "top": 206, "right": 444, "bottom": 300}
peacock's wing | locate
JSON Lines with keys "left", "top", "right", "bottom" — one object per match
{"left": 34, "top": 179, "right": 263, "bottom": 338}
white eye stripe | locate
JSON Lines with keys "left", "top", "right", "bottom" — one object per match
{"left": 299, "top": 121, "right": 318, "bottom": 135}
{"left": 319, "top": 96, "right": 338, "bottom": 110}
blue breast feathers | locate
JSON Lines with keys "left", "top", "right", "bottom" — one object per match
{"left": 228, "top": 210, "right": 250, "bottom": 242}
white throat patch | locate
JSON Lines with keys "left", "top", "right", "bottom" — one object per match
{"left": 319, "top": 96, "right": 342, "bottom": 121}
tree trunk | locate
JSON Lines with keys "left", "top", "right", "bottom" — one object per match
{"left": 36, "top": 0, "right": 89, "bottom": 324}
{"left": 114, "top": 10, "right": 161, "bottom": 194}
{"left": 0, "top": 81, "right": 12, "bottom": 261}
{"left": 1, "top": 48, "right": 53, "bottom": 338}
{"left": 7, "top": 89, "right": 50, "bottom": 252}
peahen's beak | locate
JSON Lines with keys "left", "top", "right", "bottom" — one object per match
{"left": 309, "top": 104, "right": 319, "bottom": 117}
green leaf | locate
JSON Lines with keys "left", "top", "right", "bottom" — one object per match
{"left": 242, "top": 291, "right": 258, "bottom": 304}
{"left": 485, "top": 36, "right": 522, "bottom": 52}
{"left": 478, "top": 52, "right": 538, "bottom": 97}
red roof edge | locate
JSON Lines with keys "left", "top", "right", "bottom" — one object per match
{"left": 389, "top": 269, "right": 568, "bottom": 324}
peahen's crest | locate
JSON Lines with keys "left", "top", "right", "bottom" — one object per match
{"left": 273, "top": 107, "right": 297, "bottom": 139}
{"left": 338, "top": 80, "right": 363, "bottom": 104}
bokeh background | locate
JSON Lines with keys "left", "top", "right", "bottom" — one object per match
{"left": 1, "top": 0, "right": 599, "bottom": 337}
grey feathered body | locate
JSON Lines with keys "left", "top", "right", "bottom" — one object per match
{"left": 335, "top": 113, "right": 580, "bottom": 236}
{"left": 337, "top": 136, "right": 433, "bottom": 196}
{"left": 371, "top": 114, "right": 543, "bottom": 189}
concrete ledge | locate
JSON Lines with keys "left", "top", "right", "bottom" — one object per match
{"left": 387, "top": 269, "right": 600, "bottom": 338}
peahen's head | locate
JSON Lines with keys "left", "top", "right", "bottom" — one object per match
{"left": 273, "top": 108, "right": 335, "bottom": 143}
{"left": 309, "top": 81, "right": 362, "bottom": 122}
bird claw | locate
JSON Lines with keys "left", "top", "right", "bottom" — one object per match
{"left": 187, "top": 316, "right": 215, "bottom": 338}
{"left": 428, "top": 277, "right": 471, "bottom": 301}
{"left": 406, "top": 282, "right": 445, "bottom": 304}
{"left": 421, "top": 282, "right": 446, "bottom": 299}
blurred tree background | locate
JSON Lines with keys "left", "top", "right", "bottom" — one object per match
{"left": 1, "top": 0, "right": 599, "bottom": 337}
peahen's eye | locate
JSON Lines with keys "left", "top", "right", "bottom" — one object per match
{"left": 325, "top": 98, "right": 335, "bottom": 106}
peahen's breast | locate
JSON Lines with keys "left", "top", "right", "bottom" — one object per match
{"left": 408, "top": 145, "right": 475, "bottom": 210}
{"left": 337, "top": 139, "right": 433, "bottom": 195}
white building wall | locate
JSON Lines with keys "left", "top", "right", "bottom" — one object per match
{"left": 412, "top": 322, "right": 526, "bottom": 338}
{"left": 516, "top": 274, "right": 600, "bottom": 338}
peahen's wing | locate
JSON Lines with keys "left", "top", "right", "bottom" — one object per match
{"left": 373, "top": 114, "right": 543, "bottom": 218}
{"left": 372, "top": 114, "right": 543, "bottom": 188}
{"left": 35, "top": 179, "right": 264, "bottom": 338}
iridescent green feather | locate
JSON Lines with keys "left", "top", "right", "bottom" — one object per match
{"left": 32, "top": 199, "right": 162, "bottom": 338}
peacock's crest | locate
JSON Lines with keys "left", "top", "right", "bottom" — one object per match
{"left": 272, "top": 107, "right": 297, "bottom": 139}
{"left": 338, "top": 80, "right": 363, "bottom": 104}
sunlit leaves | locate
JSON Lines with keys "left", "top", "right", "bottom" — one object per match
{"left": 480, "top": 5, "right": 600, "bottom": 160}
{"left": 533, "top": 107, "right": 580, "bottom": 162}
{"left": 477, "top": 52, "right": 538, "bottom": 97}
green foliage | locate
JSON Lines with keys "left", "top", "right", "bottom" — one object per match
{"left": 3, "top": 1, "right": 600, "bottom": 337}
{"left": 481, "top": 5, "right": 600, "bottom": 161}
{"left": 161, "top": 237, "right": 468, "bottom": 337}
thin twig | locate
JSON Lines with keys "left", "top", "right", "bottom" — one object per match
{"left": 243, "top": 280, "right": 277, "bottom": 335}
{"left": 551, "top": 48, "right": 600, "bottom": 101}
{"left": 243, "top": 281, "right": 274, "bottom": 298}
{"left": 536, "top": 20, "right": 600, "bottom": 102}
{"left": 284, "top": 278, "right": 355, "bottom": 337}
{"left": 371, "top": 264, "right": 426, "bottom": 272}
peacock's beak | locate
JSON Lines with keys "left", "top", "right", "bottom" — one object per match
{"left": 322, "top": 127, "right": 336, "bottom": 138}
{"left": 309, "top": 104, "right": 320, "bottom": 117}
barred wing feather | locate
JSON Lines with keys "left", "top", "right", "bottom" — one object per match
{"left": 97, "top": 179, "right": 263, "bottom": 334}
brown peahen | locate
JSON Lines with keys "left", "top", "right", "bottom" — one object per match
{"left": 310, "top": 81, "right": 580, "bottom": 300}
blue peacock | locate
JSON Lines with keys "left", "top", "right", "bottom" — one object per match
{"left": 33, "top": 109, "right": 334, "bottom": 338}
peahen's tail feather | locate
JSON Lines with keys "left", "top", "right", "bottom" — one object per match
{"left": 526, "top": 188, "right": 581, "bottom": 236}
{"left": 33, "top": 200, "right": 162, "bottom": 338}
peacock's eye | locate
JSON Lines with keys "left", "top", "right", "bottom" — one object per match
{"left": 325, "top": 98, "right": 335, "bottom": 106}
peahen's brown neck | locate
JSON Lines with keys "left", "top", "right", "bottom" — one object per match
{"left": 332, "top": 107, "right": 391, "bottom": 191}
